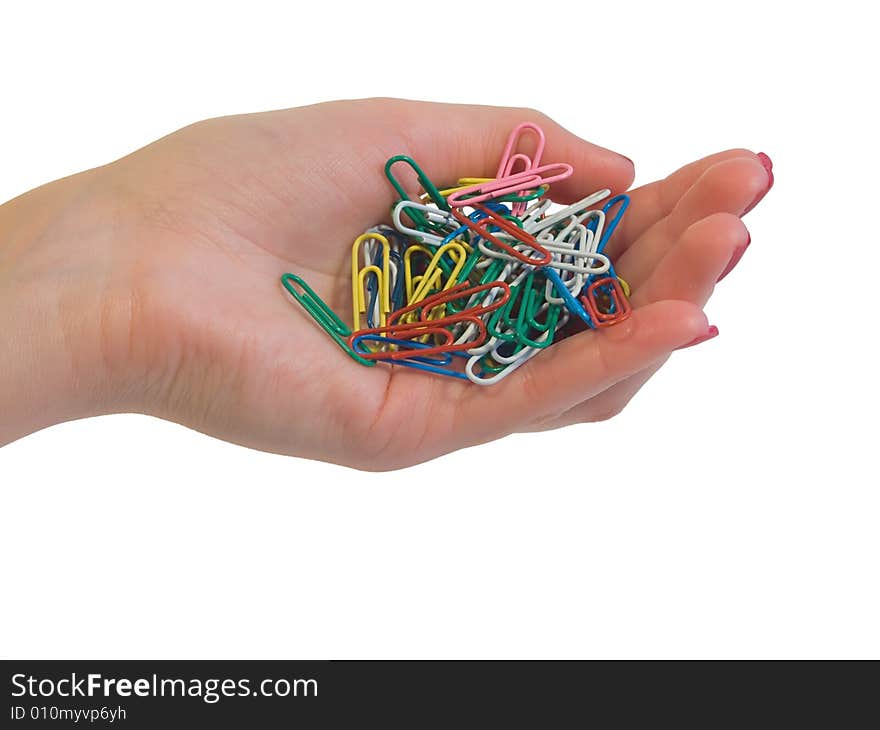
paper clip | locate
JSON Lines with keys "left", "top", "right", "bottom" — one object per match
{"left": 352, "top": 335, "right": 472, "bottom": 381}
{"left": 403, "top": 244, "right": 438, "bottom": 305}
{"left": 580, "top": 276, "right": 632, "bottom": 327}
{"left": 446, "top": 163, "right": 573, "bottom": 208}
{"left": 496, "top": 122, "right": 546, "bottom": 179}
{"left": 453, "top": 205, "right": 552, "bottom": 267}
{"left": 465, "top": 343, "right": 541, "bottom": 385}
{"left": 350, "top": 316, "right": 487, "bottom": 360}
{"left": 385, "top": 156, "right": 449, "bottom": 231}
{"left": 352, "top": 233, "right": 391, "bottom": 330}
{"left": 388, "top": 280, "right": 511, "bottom": 327}
{"left": 496, "top": 122, "right": 546, "bottom": 216}
{"left": 393, "top": 201, "right": 459, "bottom": 246}
{"left": 405, "top": 241, "right": 468, "bottom": 308}
{"left": 544, "top": 267, "right": 594, "bottom": 326}
{"left": 526, "top": 190, "right": 611, "bottom": 235}
{"left": 599, "top": 194, "right": 630, "bottom": 251}
{"left": 281, "top": 274, "right": 375, "bottom": 366}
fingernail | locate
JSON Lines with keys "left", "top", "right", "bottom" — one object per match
{"left": 743, "top": 152, "right": 774, "bottom": 215}
{"left": 620, "top": 154, "right": 634, "bottom": 167}
{"left": 675, "top": 325, "right": 719, "bottom": 351}
{"left": 756, "top": 151, "right": 775, "bottom": 189}
{"left": 716, "top": 233, "right": 751, "bottom": 282}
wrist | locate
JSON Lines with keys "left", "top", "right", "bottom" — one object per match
{"left": 0, "top": 169, "right": 140, "bottom": 445}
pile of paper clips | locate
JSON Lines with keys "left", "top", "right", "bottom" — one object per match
{"left": 281, "top": 122, "right": 632, "bottom": 385}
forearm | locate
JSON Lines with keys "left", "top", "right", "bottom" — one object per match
{"left": 0, "top": 171, "right": 129, "bottom": 445}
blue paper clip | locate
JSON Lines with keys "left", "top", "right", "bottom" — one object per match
{"left": 599, "top": 194, "right": 630, "bottom": 251}
{"left": 583, "top": 194, "right": 630, "bottom": 288}
{"left": 350, "top": 334, "right": 470, "bottom": 380}
{"left": 543, "top": 266, "right": 594, "bottom": 326}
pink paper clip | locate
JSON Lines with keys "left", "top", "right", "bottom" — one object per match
{"left": 447, "top": 163, "right": 573, "bottom": 208}
{"left": 496, "top": 122, "right": 546, "bottom": 178}
{"left": 496, "top": 122, "right": 546, "bottom": 216}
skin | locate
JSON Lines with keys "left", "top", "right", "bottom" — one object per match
{"left": 0, "top": 98, "right": 771, "bottom": 469}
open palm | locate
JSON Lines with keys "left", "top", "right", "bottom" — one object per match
{"left": 104, "top": 99, "right": 770, "bottom": 469}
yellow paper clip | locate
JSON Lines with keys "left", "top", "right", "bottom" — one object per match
{"left": 351, "top": 232, "right": 391, "bottom": 330}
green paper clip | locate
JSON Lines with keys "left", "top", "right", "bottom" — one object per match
{"left": 281, "top": 273, "right": 375, "bottom": 367}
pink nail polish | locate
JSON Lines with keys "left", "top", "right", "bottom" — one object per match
{"left": 743, "top": 152, "right": 774, "bottom": 215}
{"left": 675, "top": 325, "right": 719, "bottom": 351}
{"left": 716, "top": 233, "right": 751, "bottom": 282}
{"left": 756, "top": 151, "right": 774, "bottom": 188}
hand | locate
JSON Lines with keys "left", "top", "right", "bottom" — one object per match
{"left": 0, "top": 99, "right": 771, "bottom": 468}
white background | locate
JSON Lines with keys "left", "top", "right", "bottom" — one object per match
{"left": 1, "top": 1, "right": 877, "bottom": 659}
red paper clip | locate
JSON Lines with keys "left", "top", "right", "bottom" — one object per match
{"left": 452, "top": 206, "right": 551, "bottom": 267}
{"left": 387, "top": 281, "right": 511, "bottom": 326}
{"left": 580, "top": 277, "right": 632, "bottom": 327}
{"left": 418, "top": 281, "right": 511, "bottom": 321}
